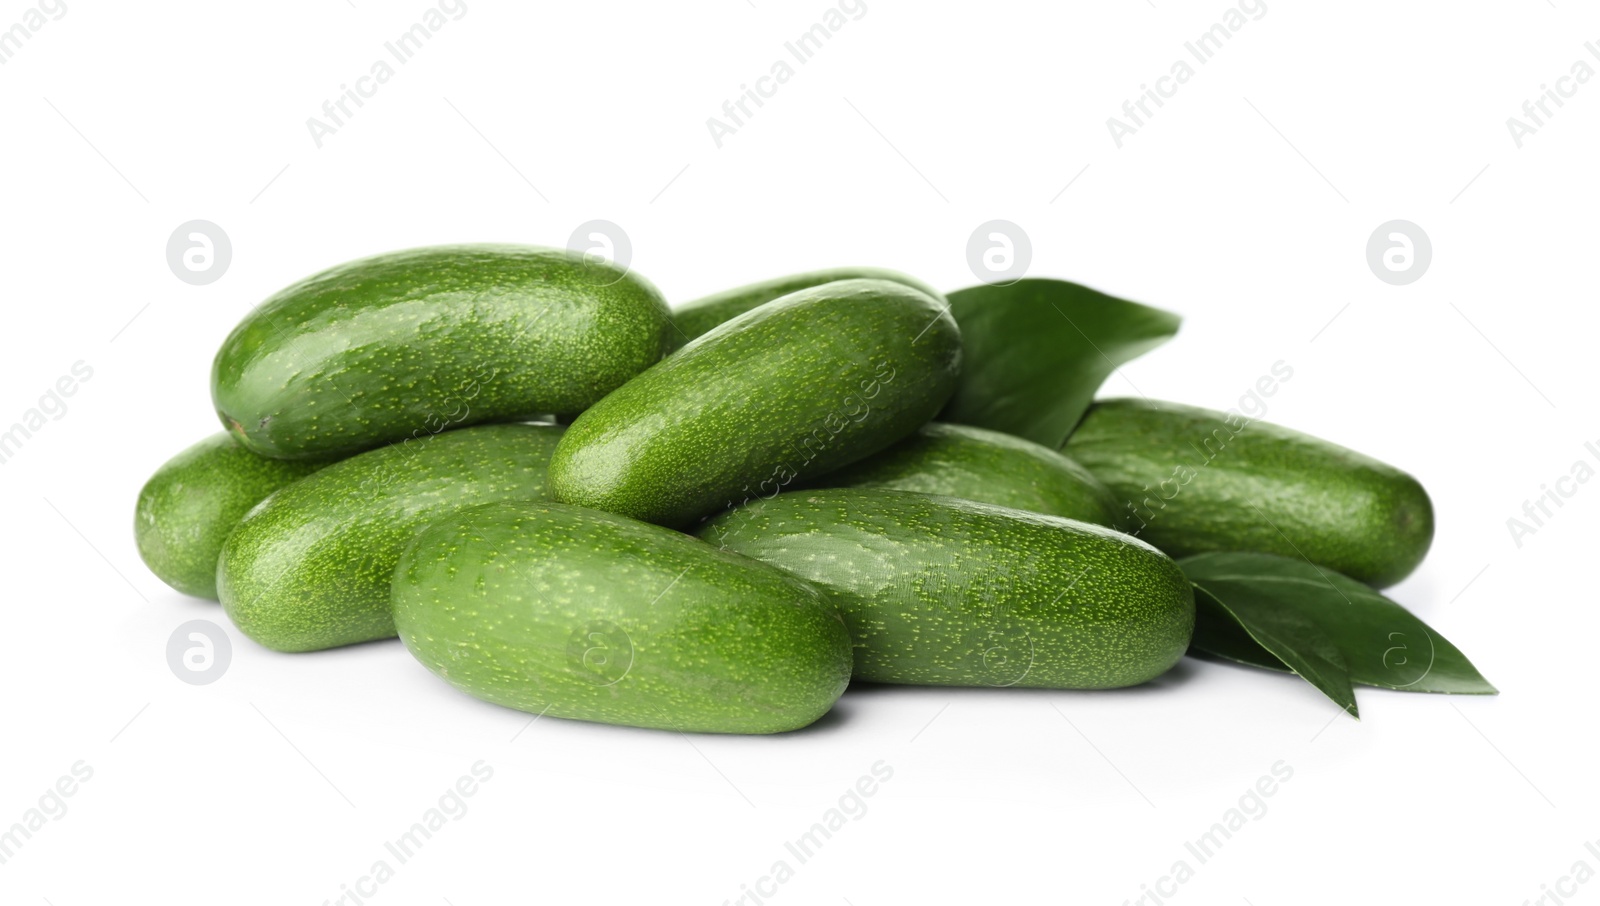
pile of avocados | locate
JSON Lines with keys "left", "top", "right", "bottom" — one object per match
{"left": 134, "top": 244, "right": 1439, "bottom": 734}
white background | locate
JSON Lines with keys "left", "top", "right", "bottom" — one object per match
{"left": 1, "top": 1, "right": 1595, "bottom": 903}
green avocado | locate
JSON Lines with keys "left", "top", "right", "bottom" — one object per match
{"left": 666, "top": 268, "right": 944, "bottom": 351}
{"left": 392, "top": 500, "right": 853, "bottom": 734}
{"left": 549, "top": 278, "right": 962, "bottom": 528}
{"left": 134, "top": 433, "right": 327, "bottom": 599}
{"left": 1065, "top": 398, "right": 1434, "bottom": 588}
{"left": 211, "top": 245, "right": 670, "bottom": 460}
{"left": 817, "top": 422, "right": 1121, "bottom": 527}
{"left": 698, "top": 488, "right": 1194, "bottom": 689}
{"left": 217, "top": 424, "right": 564, "bottom": 652}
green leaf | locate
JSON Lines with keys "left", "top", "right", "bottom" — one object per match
{"left": 940, "top": 279, "right": 1181, "bottom": 448}
{"left": 1182, "top": 552, "right": 1498, "bottom": 705}
{"left": 1192, "top": 586, "right": 1359, "bottom": 718}
{"left": 1190, "top": 588, "right": 1289, "bottom": 672}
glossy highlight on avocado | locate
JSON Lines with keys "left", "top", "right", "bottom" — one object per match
{"left": 392, "top": 500, "right": 853, "bottom": 734}
{"left": 1065, "top": 398, "right": 1434, "bottom": 588}
{"left": 667, "top": 267, "right": 945, "bottom": 351}
{"left": 818, "top": 422, "right": 1121, "bottom": 527}
{"left": 134, "top": 433, "right": 327, "bottom": 599}
{"left": 211, "top": 244, "right": 670, "bottom": 460}
{"left": 699, "top": 488, "right": 1195, "bottom": 689}
{"left": 217, "top": 423, "right": 564, "bottom": 652}
{"left": 550, "top": 278, "right": 962, "bottom": 528}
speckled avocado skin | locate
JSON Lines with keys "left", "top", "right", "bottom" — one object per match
{"left": 218, "top": 424, "right": 564, "bottom": 652}
{"left": 817, "top": 422, "right": 1122, "bottom": 528}
{"left": 1065, "top": 398, "right": 1434, "bottom": 588}
{"left": 392, "top": 500, "right": 853, "bottom": 734}
{"left": 211, "top": 245, "right": 670, "bottom": 460}
{"left": 697, "top": 489, "right": 1194, "bottom": 689}
{"left": 135, "top": 433, "right": 327, "bottom": 599}
{"left": 549, "top": 278, "right": 962, "bottom": 529}
{"left": 667, "top": 268, "right": 945, "bottom": 351}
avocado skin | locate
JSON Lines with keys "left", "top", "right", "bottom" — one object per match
{"left": 1065, "top": 398, "right": 1434, "bottom": 588}
{"left": 698, "top": 488, "right": 1194, "bottom": 689}
{"left": 134, "top": 433, "right": 326, "bottom": 599}
{"left": 817, "top": 422, "right": 1121, "bottom": 528}
{"left": 549, "top": 279, "right": 962, "bottom": 529}
{"left": 211, "top": 245, "right": 670, "bottom": 460}
{"left": 393, "top": 500, "right": 853, "bottom": 735}
{"left": 217, "top": 424, "right": 564, "bottom": 652}
{"left": 667, "top": 267, "right": 944, "bottom": 351}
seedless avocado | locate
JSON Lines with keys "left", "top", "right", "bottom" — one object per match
{"left": 550, "top": 278, "right": 962, "bottom": 528}
{"left": 818, "top": 422, "right": 1121, "bottom": 527}
{"left": 217, "top": 424, "right": 564, "bottom": 652}
{"left": 134, "top": 433, "right": 327, "bottom": 599}
{"left": 211, "top": 245, "right": 670, "bottom": 460}
{"left": 667, "top": 267, "right": 944, "bottom": 351}
{"left": 1065, "top": 398, "right": 1434, "bottom": 588}
{"left": 699, "top": 489, "right": 1194, "bottom": 688}
{"left": 392, "top": 500, "right": 853, "bottom": 734}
